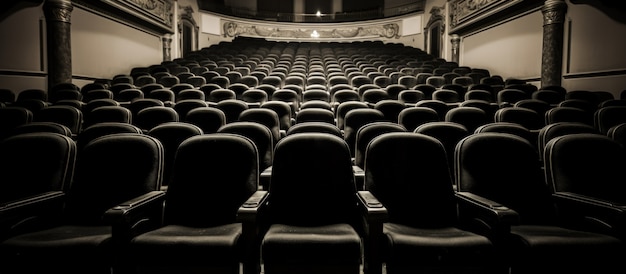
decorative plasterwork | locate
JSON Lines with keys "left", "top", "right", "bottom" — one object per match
{"left": 100, "top": 0, "right": 174, "bottom": 31}
{"left": 449, "top": 0, "right": 523, "bottom": 32}
{"left": 222, "top": 20, "right": 401, "bottom": 41}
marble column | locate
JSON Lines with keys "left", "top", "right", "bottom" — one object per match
{"left": 541, "top": 0, "right": 568, "bottom": 88}
{"left": 43, "top": 0, "right": 73, "bottom": 89}
{"left": 450, "top": 34, "right": 460, "bottom": 64}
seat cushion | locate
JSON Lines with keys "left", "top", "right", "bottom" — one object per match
{"left": 262, "top": 223, "right": 361, "bottom": 265}
{"left": 131, "top": 223, "right": 242, "bottom": 265}
{"left": 1, "top": 225, "right": 112, "bottom": 262}
{"left": 384, "top": 223, "right": 494, "bottom": 265}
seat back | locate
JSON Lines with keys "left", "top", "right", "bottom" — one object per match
{"left": 354, "top": 122, "right": 406, "bottom": 169}
{"left": 65, "top": 133, "right": 164, "bottom": 225}
{"left": 184, "top": 107, "right": 226, "bottom": 134}
{"left": 218, "top": 121, "right": 274, "bottom": 174}
{"left": 163, "top": 133, "right": 258, "bottom": 227}
{"left": 343, "top": 108, "right": 385, "bottom": 157}
{"left": 148, "top": 122, "right": 203, "bottom": 190}
{"left": 455, "top": 132, "right": 555, "bottom": 224}
{"left": 134, "top": 106, "right": 179, "bottom": 132}
{"left": 365, "top": 132, "right": 457, "bottom": 227}
{"left": 0, "top": 132, "right": 77, "bottom": 204}
{"left": 34, "top": 105, "right": 83, "bottom": 136}
{"left": 544, "top": 133, "right": 626, "bottom": 204}
{"left": 268, "top": 133, "right": 357, "bottom": 226}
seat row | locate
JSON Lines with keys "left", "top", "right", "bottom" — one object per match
{"left": 1, "top": 125, "right": 625, "bottom": 274}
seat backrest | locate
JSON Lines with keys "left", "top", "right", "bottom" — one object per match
{"left": 537, "top": 122, "right": 599, "bottom": 162}
{"left": 397, "top": 106, "right": 439, "bottom": 132}
{"left": 268, "top": 133, "right": 357, "bottom": 226}
{"left": 497, "top": 88, "right": 530, "bottom": 107}
{"left": 85, "top": 105, "right": 132, "bottom": 127}
{"left": 607, "top": 122, "right": 626, "bottom": 147}
{"left": 215, "top": 99, "right": 250, "bottom": 124}
{"left": 34, "top": 105, "right": 83, "bottom": 136}
{"left": 545, "top": 106, "right": 594, "bottom": 126}
{"left": 184, "top": 107, "right": 226, "bottom": 134}
{"left": 343, "top": 108, "right": 385, "bottom": 157}
{"left": 0, "top": 132, "right": 76, "bottom": 204}
{"left": 455, "top": 132, "right": 555, "bottom": 224}
{"left": 365, "top": 132, "right": 457, "bottom": 227}
{"left": 261, "top": 101, "right": 293, "bottom": 131}
{"left": 373, "top": 100, "right": 407, "bottom": 123}
{"left": 0, "top": 106, "right": 33, "bottom": 138}
{"left": 594, "top": 106, "right": 626, "bottom": 134}
{"left": 493, "top": 107, "right": 543, "bottom": 130}
{"left": 286, "top": 121, "right": 343, "bottom": 137}
{"left": 218, "top": 121, "right": 274, "bottom": 175}
{"left": 172, "top": 99, "right": 209, "bottom": 120}
{"left": 445, "top": 106, "right": 489, "bottom": 133}
{"left": 238, "top": 108, "right": 281, "bottom": 144}
{"left": 65, "top": 133, "right": 164, "bottom": 225}
{"left": 148, "top": 122, "right": 203, "bottom": 189}
{"left": 335, "top": 101, "right": 369, "bottom": 130}
{"left": 415, "top": 121, "right": 469, "bottom": 177}
{"left": 8, "top": 122, "right": 73, "bottom": 139}
{"left": 163, "top": 133, "right": 258, "bottom": 227}
{"left": 354, "top": 122, "right": 406, "bottom": 169}
{"left": 76, "top": 122, "right": 143, "bottom": 153}
{"left": 544, "top": 133, "right": 626, "bottom": 204}
{"left": 134, "top": 106, "right": 179, "bottom": 132}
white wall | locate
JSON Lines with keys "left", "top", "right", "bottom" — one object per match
{"left": 461, "top": 11, "right": 543, "bottom": 80}
{"left": 0, "top": 4, "right": 46, "bottom": 93}
{"left": 456, "top": 1, "right": 626, "bottom": 95}
{"left": 71, "top": 7, "right": 163, "bottom": 80}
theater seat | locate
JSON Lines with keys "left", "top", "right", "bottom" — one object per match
{"left": 0, "top": 132, "right": 77, "bottom": 241}
{"left": 544, "top": 133, "right": 626, "bottom": 242}
{"left": 129, "top": 133, "right": 260, "bottom": 274}
{"left": 454, "top": 132, "right": 624, "bottom": 274}
{"left": 364, "top": 132, "right": 503, "bottom": 274}
{"left": 258, "top": 133, "right": 366, "bottom": 274}
{"left": 0, "top": 133, "right": 166, "bottom": 274}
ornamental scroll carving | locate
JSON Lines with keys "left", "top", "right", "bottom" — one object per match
{"left": 223, "top": 21, "right": 401, "bottom": 40}
{"left": 450, "top": 0, "right": 500, "bottom": 29}
{"left": 126, "top": 0, "right": 173, "bottom": 27}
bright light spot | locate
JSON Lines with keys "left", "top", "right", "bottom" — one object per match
{"left": 316, "top": 11, "right": 322, "bottom": 17}
{"left": 311, "top": 30, "right": 320, "bottom": 38}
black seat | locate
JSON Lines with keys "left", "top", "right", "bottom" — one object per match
{"left": 364, "top": 132, "right": 503, "bottom": 274}
{"left": 128, "top": 133, "right": 260, "bottom": 274}
{"left": 0, "top": 133, "right": 166, "bottom": 274}
{"left": 0, "top": 132, "right": 77, "bottom": 241}
{"left": 257, "top": 133, "right": 365, "bottom": 274}
{"left": 544, "top": 133, "right": 626, "bottom": 242}
{"left": 454, "top": 132, "right": 624, "bottom": 274}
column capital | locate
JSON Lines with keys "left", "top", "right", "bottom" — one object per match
{"left": 542, "top": 0, "right": 568, "bottom": 25}
{"left": 44, "top": 0, "right": 73, "bottom": 23}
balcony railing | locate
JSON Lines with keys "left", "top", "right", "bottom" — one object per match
{"left": 199, "top": 1, "right": 426, "bottom": 23}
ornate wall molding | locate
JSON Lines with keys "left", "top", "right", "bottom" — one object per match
{"left": 448, "top": 0, "right": 542, "bottom": 34}
{"left": 74, "top": 0, "right": 174, "bottom": 34}
{"left": 222, "top": 20, "right": 401, "bottom": 41}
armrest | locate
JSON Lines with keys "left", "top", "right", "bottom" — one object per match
{"left": 237, "top": 190, "right": 269, "bottom": 274}
{"left": 237, "top": 190, "right": 269, "bottom": 223}
{"left": 455, "top": 191, "right": 519, "bottom": 237}
{"left": 104, "top": 190, "right": 166, "bottom": 241}
{"left": 357, "top": 191, "right": 388, "bottom": 223}
{"left": 1, "top": 191, "right": 65, "bottom": 213}
{"left": 552, "top": 192, "right": 626, "bottom": 237}
{"left": 356, "top": 191, "right": 387, "bottom": 274}
{"left": 0, "top": 191, "right": 66, "bottom": 235}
